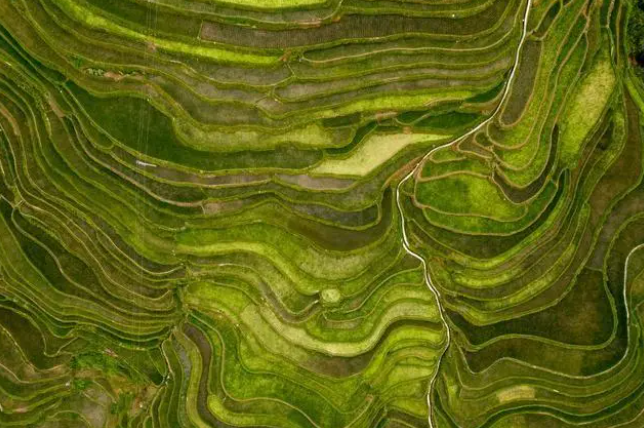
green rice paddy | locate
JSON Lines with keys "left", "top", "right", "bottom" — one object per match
{"left": 0, "top": 0, "right": 643, "bottom": 427}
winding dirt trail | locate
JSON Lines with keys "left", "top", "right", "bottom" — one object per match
{"left": 394, "top": 2, "right": 534, "bottom": 426}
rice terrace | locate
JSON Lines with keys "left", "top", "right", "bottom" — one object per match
{"left": 3, "top": 0, "right": 644, "bottom": 427}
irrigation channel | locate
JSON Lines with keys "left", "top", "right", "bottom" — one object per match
{"left": 394, "top": 1, "right": 533, "bottom": 426}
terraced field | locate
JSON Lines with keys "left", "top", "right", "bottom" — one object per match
{"left": 1, "top": 0, "right": 644, "bottom": 427}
